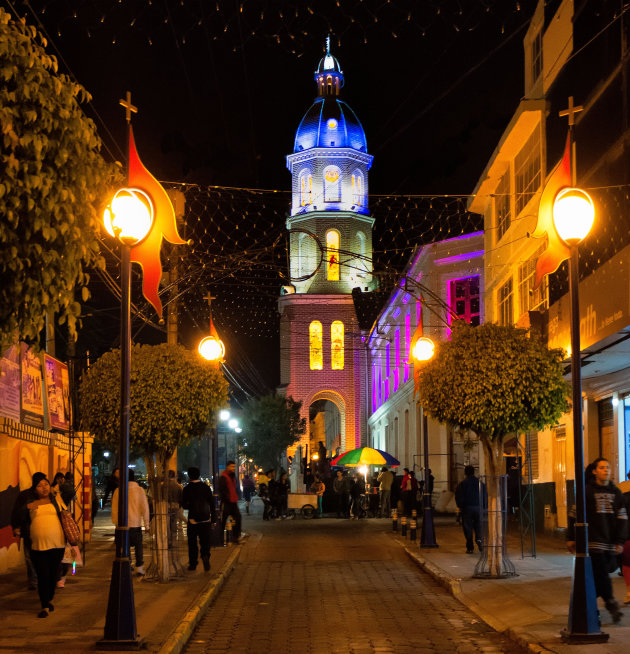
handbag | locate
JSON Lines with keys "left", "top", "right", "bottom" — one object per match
{"left": 51, "top": 496, "right": 81, "bottom": 546}
{"left": 61, "top": 543, "right": 84, "bottom": 567}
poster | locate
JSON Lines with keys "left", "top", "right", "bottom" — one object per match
{"left": 0, "top": 346, "right": 20, "bottom": 422}
{"left": 44, "top": 354, "right": 70, "bottom": 432}
{"left": 20, "top": 344, "right": 45, "bottom": 428}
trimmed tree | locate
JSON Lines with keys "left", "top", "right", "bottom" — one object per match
{"left": 79, "top": 342, "right": 228, "bottom": 581}
{"left": 416, "top": 321, "right": 569, "bottom": 577}
{"left": 240, "top": 395, "right": 306, "bottom": 471}
{"left": 0, "top": 9, "right": 118, "bottom": 352}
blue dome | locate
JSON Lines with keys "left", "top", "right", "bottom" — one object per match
{"left": 293, "top": 97, "right": 368, "bottom": 153}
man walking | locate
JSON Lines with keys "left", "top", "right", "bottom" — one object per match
{"left": 219, "top": 461, "right": 242, "bottom": 542}
{"left": 455, "top": 465, "right": 483, "bottom": 553}
{"left": 377, "top": 466, "right": 394, "bottom": 518}
{"left": 182, "top": 467, "right": 216, "bottom": 571}
{"left": 111, "top": 469, "right": 150, "bottom": 576}
{"left": 166, "top": 469, "right": 183, "bottom": 546}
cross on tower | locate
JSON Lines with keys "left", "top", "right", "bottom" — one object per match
{"left": 559, "top": 96, "right": 583, "bottom": 126}
{"left": 203, "top": 291, "right": 216, "bottom": 309}
{"left": 119, "top": 91, "right": 138, "bottom": 124}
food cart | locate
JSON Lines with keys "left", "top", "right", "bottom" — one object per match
{"left": 287, "top": 492, "right": 316, "bottom": 519}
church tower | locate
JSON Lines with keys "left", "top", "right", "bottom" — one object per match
{"left": 278, "top": 40, "right": 374, "bottom": 457}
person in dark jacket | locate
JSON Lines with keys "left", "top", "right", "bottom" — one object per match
{"left": 219, "top": 461, "right": 242, "bottom": 542}
{"left": 567, "top": 457, "right": 628, "bottom": 623}
{"left": 455, "top": 465, "right": 484, "bottom": 553}
{"left": 11, "top": 472, "right": 47, "bottom": 589}
{"left": 242, "top": 474, "right": 256, "bottom": 514}
{"left": 181, "top": 467, "right": 216, "bottom": 571}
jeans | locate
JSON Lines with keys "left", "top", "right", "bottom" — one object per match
{"left": 591, "top": 551, "right": 615, "bottom": 602}
{"left": 31, "top": 548, "right": 64, "bottom": 609}
{"left": 129, "top": 527, "right": 144, "bottom": 567}
{"left": 317, "top": 496, "right": 323, "bottom": 515}
{"left": 187, "top": 521, "right": 212, "bottom": 566}
{"left": 379, "top": 490, "right": 391, "bottom": 517}
{"left": 462, "top": 507, "right": 481, "bottom": 551}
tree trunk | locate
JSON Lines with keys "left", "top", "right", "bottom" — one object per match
{"left": 475, "top": 435, "right": 515, "bottom": 578}
{"left": 145, "top": 452, "right": 174, "bottom": 582}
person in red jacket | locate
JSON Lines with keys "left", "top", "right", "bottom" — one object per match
{"left": 219, "top": 461, "right": 242, "bottom": 542}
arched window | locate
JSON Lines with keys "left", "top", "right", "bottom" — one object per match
{"left": 351, "top": 170, "right": 364, "bottom": 206}
{"left": 331, "top": 321, "right": 344, "bottom": 370}
{"left": 323, "top": 166, "right": 341, "bottom": 202}
{"left": 326, "top": 230, "right": 340, "bottom": 281}
{"left": 299, "top": 170, "right": 312, "bottom": 206}
{"left": 309, "top": 321, "right": 323, "bottom": 370}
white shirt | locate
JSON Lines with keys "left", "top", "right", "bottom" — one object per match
{"left": 111, "top": 481, "right": 150, "bottom": 528}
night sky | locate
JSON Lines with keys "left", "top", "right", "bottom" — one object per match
{"left": 8, "top": 0, "right": 538, "bottom": 399}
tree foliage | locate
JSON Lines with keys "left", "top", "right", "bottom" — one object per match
{"left": 79, "top": 343, "right": 229, "bottom": 456}
{"left": 0, "top": 9, "right": 118, "bottom": 351}
{"left": 417, "top": 321, "right": 570, "bottom": 448}
{"left": 240, "top": 395, "right": 306, "bottom": 471}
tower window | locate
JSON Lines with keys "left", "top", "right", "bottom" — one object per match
{"left": 299, "top": 170, "right": 312, "bottom": 207}
{"left": 331, "top": 321, "right": 344, "bottom": 370}
{"left": 309, "top": 321, "right": 323, "bottom": 370}
{"left": 352, "top": 171, "right": 364, "bottom": 206}
{"left": 326, "top": 230, "right": 340, "bottom": 281}
{"left": 324, "top": 166, "right": 341, "bottom": 202}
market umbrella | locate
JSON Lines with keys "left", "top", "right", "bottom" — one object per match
{"left": 332, "top": 447, "right": 400, "bottom": 468}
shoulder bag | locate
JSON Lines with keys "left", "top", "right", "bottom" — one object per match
{"left": 51, "top": 496, "right": 80, "bottom": 546}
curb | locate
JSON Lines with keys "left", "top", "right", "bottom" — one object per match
{"left": 398, "top": 537, "right": 557, "bottom": 654}
{"left": 158, "top": 545, "right": 242, "bottom": 654}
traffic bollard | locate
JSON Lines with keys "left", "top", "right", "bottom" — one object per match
{"left": 225, "top": 518, "right": 233, "bottom": 545}
{"left": 392, "top": 509, "right": 398, "bottom": 532}
{"left": 410, "top": 518, "right": 417, "bottom": 541}
{"left": 401, "top": 515, "right": 407, "bottom": 537}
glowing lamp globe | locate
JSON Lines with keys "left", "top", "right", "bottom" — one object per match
{"left": 552, "top": 187, "right": 595, "bottom": 245}
{"left": 198, "top": 335, "right": 225, "bottom": 362}
{"left": 228, "top": 418, "right": 238, "bottom": 429}
{"left": 219, "top": 410, "right": 230, "bottom": 421}
{"left": 104, "top": 188, "right": 154, "bottom": 245}
{"left": 412, "top": 337, "right": 436, "bottom": 362}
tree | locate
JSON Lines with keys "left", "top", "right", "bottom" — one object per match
{"left": 416, "top": 321, "right": 569, "bottom": 577}
{"left": 79, "top": 342, "right": 229, "bottom": 581}
{"left": 0, "top": 9, "right": 117, "bottom": 352}
{"left": 240, "top": 395, "right": 306, "bottom": 471}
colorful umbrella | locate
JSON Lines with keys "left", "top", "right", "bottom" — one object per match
{"left": 333, "top": 447, "right": 400, "bottom": 467}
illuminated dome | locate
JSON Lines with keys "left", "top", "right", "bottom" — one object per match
{"left": 294, "top": 98, "right": 367, "bottom": 152}
{"left": 294, "top": 38, "right": 367, "bottom": 153}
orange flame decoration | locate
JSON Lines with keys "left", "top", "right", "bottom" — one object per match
{"left": 128, "top": 127, "right": 187, "bottom": 319}
{"left": 531, "top": 134, "right": 572, "bottom": 290}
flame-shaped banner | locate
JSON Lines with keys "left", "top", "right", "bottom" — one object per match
{"left": 128, "top": 127, "right": 187, "bottom": 319}
{"left": 531, "top": 134, "right": 572, "bottom": 289}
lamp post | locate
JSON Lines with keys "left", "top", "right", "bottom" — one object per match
{"left": 99, "top": 188, "right": 154, "bottom": 649}
{"left": 412, "top": 337, "right": 438, "bottom": 548}
{"left": 553, "top": 188, "right": 604, "bottom": 643}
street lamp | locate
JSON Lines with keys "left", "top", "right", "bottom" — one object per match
{"left": 198, "top": 335, "right": 225, "bottom": 362}
{"left": 411, "top": 337, "right": 438, "bottom": 548}
{"left": 100, "top": 187, "right": 153, "bottom": 649}
{"left": 553, "top": 188, "right": 604, "bottom": 643}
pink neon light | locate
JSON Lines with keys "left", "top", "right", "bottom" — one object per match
{"left": 434, "top": 250, "right": 484, "bottom": 266}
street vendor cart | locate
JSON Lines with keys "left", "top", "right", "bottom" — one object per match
{"left": 287, "top": 493, "right": 316, "bottom": 519}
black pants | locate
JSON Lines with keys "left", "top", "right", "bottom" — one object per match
{"left": 591, "top": 551, "right": 615, "bottom": 602}
{"left": 129, "top": 527, "right": 144, "bottom": 567}
{"left": 221, "top": 501, "right": 241, "bottom": 540}
{"left": 187, "top": 521, "right": 211, "bottom": 566}
{"left": 31, "top": 548, "right": 64, "bottom": 609}
{"left": 462, "top": 507, "right": 481, "bottom": 551}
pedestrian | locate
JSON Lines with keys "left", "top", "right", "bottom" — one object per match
{"left": 455, "top": 465, "right": 484, "bottom": 554}
{"left": 111, "top": 469, "right": 150, "bottom": 576}
{"left": 166, "top": 469, "right": 183, "bottom": 546}
{"left": 333, "top": 469, "right": 346, "bottom": 518}
{"left": 219, "top": 461, "right": 242, "bottom": 542}
{"left": 567, "top": 457, "right": 627, "bottom": 623}
{"left": 242, "top": 474, "right": 256, "bottom": 514}
{"left": 377, "top": 466, "right": 394, "bottom": 518}
{"left": 11, "top": 472, "right": 47, "bottom": 590}
{"left": 616, "top": 468, "right": 630, "bottom": 605}
{"left": 276, "top": 471, "right": 291, "bottom": 519}
{"left": 102, "top": 468, "right": 119, "bottom": 506}
{"left": 342, "top": 470, "right": 354, "bottom": 518}
{"left": 400, "top": 468, "right": 414, "bottom": 516}
{"left": 51, "top": 472, "right": 72, "bottom": 589}
{"left": 181, "top": 466, "right": 216, "bottom": 571}
{"left": 350, "top": 472, "right": 365, "bottom": 519}
{"left": 24, "top": 476, "right": 66, "bottom": 617}
{"left": 61, "top": 472, "right": 75, "bottom": 506}
{"left": 310, "top": 474, "right": 325, "bottom": 517}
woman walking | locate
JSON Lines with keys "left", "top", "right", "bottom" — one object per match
{"left": 25, "top": 476, "right": 67, "bottom": 617}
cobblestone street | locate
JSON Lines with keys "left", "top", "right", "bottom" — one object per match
{"left": 184, "top": 516, "right": 522, "bottom": 654}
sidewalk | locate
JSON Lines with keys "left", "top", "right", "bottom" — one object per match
{"left": 0, "top": 510, "right": 242, "bottom": 654}
{"left": 393, "top": 516, "right": 629, "bottom": 654}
